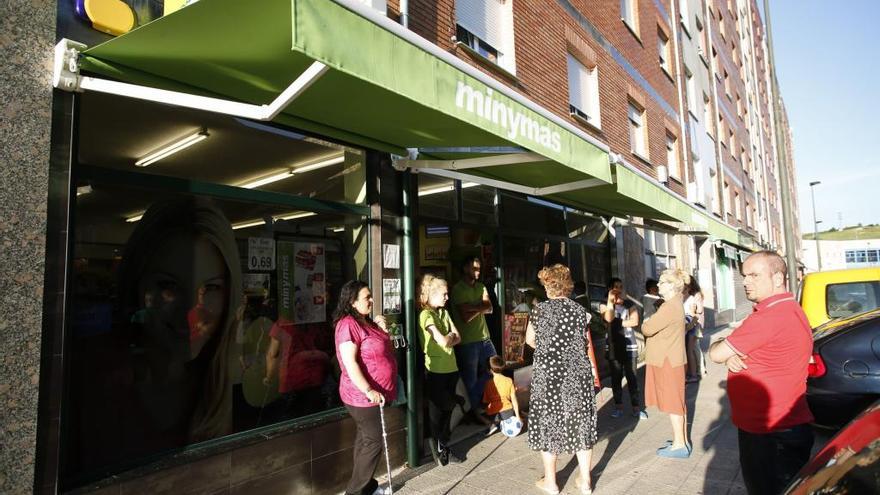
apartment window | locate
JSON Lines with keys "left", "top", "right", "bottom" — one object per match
{"left": 666, "top": 132, "right": 681, "bottom": 180}
{"left": 658, "top": 28, "right": 672, "bottom": 76}
{"left": 741, "top": 146, "right": 748, "bottom": 171}
{"left": 728, "top": 127, "right": 735, "bottom": 154}
{"left": 566, "top": 53, "right": 601, "bottom": 127}
{"left": 696, "top": 18, "right": 708, "bottom": 61}
{"left": 621, "top": 0, "right": 639, "bottom": 36}
{"left": 711, "top": 171, "right": 721, "bottom": 214}
{"left": 723, "top": 181, "right": 731, "bottom": 215}
{"left": 703, "top": 92, "right": 713, "bottom": 137}
{"left": 628, "top": 100, "right": 648, "bottom": 158}
{"left": 745, "top": 200, "right": 752, "bottom": 227}
{"left": 719, "top": 9, "right": 726, "bottom": 39}
{"left": 685, "top": 67, "right": 696, "bottom": 116}
{"left": 723, "top": 70, "right": 731, "bottom": 99}
{"left": 712, "top": 47, "right": 720, "bottom": 79}
{"left": 456, "top": 0, "right": 516, "bottom": 72}
{"left": 679, "top": 0, "right": 690, "bottom": 30}
{"left": 734, "top": 191, "right": 741, "bottom": 220}
{"left": 719, "top": 115, "right": 726, "bottom": 147}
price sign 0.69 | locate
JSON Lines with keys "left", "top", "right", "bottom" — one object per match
{"left": 247, "top": 237, "right": 276, "bottom": 271}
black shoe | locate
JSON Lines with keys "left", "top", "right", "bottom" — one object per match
{"left": 438, "top": 448, "right": 449, "bottom": 466}
{"left": 428, "top": 438, "right": 442, "bottom": 467}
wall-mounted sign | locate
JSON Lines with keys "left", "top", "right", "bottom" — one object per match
{"left": 247, "top": 237, "right": 276, "bottom": 271}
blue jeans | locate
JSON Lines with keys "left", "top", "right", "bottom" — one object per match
{"left": 455, "top": 339, "right": 497, "bottom": 411}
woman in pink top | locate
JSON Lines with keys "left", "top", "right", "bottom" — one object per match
{"left": 334, "top": 280, "right": 397, "bottom": 495}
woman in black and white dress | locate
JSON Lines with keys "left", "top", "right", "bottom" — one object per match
{"left": 526, "top": 264, "right": 598, "bottom": 495}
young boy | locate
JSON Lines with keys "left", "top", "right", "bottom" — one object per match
{"left": 482, "top": 356, "right": 521, "bottom": 435}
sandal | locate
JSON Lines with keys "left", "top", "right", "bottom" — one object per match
{"left": 534, "top": 479, "right": 560, "bottom": 495}
{"left": 574, "top": 476, "right": 593, "bottom": 495}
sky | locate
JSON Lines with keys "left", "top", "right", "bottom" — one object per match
{"left": 766, "top": 1, "right": 879, "bottom": 234}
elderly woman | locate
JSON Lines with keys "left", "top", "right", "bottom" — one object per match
{"left": 526, "top": 264, "right": 597, "bottom": 495}
{"left": 334, "top": 280, "right": 396, "bottom": 495}
{"left": 642, "top": 269, "right": 690, "bottom": 458}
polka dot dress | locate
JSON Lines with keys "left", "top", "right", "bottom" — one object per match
{"left": 528, "top": 297, "right": 598, "bottom": 454}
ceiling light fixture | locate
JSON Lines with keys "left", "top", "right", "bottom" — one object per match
{"left": 125, "top": 213, "right": 144, "bottom": 223}
{"left": 239, "top": 170, "right": 294, "bottom": 189}
{"left": 417, "top": 181, "right": 479, "bottom": 197}
{"left": 293, "top": 154, "right": 345, "bottom": 174}
{"left": 76, "top": 185, "right": 93, "bottom": 196}
{"left": 232, "top": 219, "right": 267, "bottom": 230}
{"left": 274, "top": 211, "right": 317, "bottom": 221}
{"left": 135, "top": 128, "right": 209, "bottom": 167}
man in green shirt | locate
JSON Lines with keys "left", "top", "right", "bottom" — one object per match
{"left": 450, "top": 256, "right": 496, "bottom": 422}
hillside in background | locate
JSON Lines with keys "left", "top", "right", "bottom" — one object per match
{"left": 803, "top": 224, "right": 880, "bottom": 240}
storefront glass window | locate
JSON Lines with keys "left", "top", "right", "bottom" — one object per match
{"left": 417, "top": 174, "right": 457, "bottom": 220}
{"left": 66, "top": 181, "right": 368, "bottom": 484}
{"left": 461, "top": 184, "right": 497, "bottom": 226}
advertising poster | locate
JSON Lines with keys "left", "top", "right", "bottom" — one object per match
{"left": 502, "top": 311, "right": 530, "bottom": 364}
{"left": 293, "top": 242, "right": 326, "bottom": 323}
{"left": 247, "top": 237, "right": 275, "bottom": 271}
{"left": 276, "top": 241, "right": 295, "bottom": 322}
{"left": 382, "top": 278, "right": 401, "bottom": 315}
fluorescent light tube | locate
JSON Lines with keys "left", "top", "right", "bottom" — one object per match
{"left": 274, "top": 211, "right": 317, "bottom": 221}
{"left": 125, "top": 213, "right": 144, "bottom": 223}
{"left": 417, "top": 181, "right": 479, "bottom": 196}
{"left": 239, "top": 170, "right": 294, "bottom": 189}
{"left": 135, "top": 128, "right": 209, "bottom": 167}
{"left": 232, "top": 219, "right": 266, "bottom": 230}
{"left": 292, "top": 155, "right": 344, "bottom": 173}
{"left": 76, "top": 185, "right": 93, "bottom": 196}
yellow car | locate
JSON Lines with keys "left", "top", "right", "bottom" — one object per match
{"left": 799, "top": 268, "right": 880, "bottom": 329}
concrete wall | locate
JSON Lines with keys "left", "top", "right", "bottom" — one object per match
{"left": 0, "top": 0, "right": 56, "bottom": 492}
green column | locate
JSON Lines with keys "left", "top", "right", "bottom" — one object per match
{"left": 401, "top": 170, "right": 420, "bottom": 467}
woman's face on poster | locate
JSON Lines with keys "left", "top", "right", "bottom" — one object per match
{"left": 137, "top": 232, "right": 228, "bottom": 359}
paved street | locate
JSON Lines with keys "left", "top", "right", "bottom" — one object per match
{"left": 384, "top": 324, "right": 827, "bottom": 495}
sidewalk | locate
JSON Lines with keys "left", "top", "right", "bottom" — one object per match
{"left": 386, "top": 324, "right": 752, "bottom": 495}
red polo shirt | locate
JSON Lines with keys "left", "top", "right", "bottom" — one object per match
{"left": 725, "top": 292, "right": 814, "bottom": 433}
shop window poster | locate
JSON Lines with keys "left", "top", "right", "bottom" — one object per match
{"left": 503, "top": 311, "right": 530, "bottom": 364}
{"left": 382, "top": 278, "right": 402, "bottom": 315}
{"left": 276, "top": 241, "right": 326, "bottom": 323}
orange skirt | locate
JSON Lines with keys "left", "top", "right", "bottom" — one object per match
{"left": 644, "top": 359, "right": 686, "bottom": 416}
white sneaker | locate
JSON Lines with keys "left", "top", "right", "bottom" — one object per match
{"left": 487, "top": 424, "right": 500, "bottom": 436}
{"left": 372, "top": 485, "right": 392, "bottom": 495}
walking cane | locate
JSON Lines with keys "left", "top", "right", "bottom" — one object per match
{"left": 378, "top": 398, "right": 394, "bottom": 494}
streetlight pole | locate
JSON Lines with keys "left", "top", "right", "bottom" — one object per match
{"left": 809, "top": 180, "right": 822, "bottom": 271}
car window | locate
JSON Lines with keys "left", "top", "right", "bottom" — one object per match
{"left": 826, "top": 281, "right": 880, "bottom": 319}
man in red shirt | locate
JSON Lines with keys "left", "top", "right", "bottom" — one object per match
{"left": 709, "top": 251, "right": 814, "bottom": 495}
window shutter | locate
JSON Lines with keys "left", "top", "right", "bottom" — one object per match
{"left": 456, "top": 0, "right": 505, "bottom": 51}
{"left": 567, "top": 53, "right": 587, "bottom": 111}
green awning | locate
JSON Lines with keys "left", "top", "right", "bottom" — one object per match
{"left": 545, "top": 164, "right": 739, "bottom": 243}
{"left": 78, "top": 0, "right": 611, "bottom": 184}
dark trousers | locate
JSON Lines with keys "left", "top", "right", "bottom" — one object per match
{"left": 425, "top": 370, "right": 460, "bottom": 445}
{"left": 738, "top": 424, "right": 814, "bottom": 495}
{"left": 608, "top": 352, "right": 640, "bottom": 407}
{"left": 344, "top": 404, "right": 383, "bottom": 495}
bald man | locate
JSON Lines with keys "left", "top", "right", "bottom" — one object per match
{"left": 709, "top": 251, "right": 814, "bottom": 495}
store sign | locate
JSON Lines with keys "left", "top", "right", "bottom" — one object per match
{"left": 247, "top": 237, "right": 275, "bottom": 271}
{"left": 455, "top": 81, "right": 562, "bottom": 154}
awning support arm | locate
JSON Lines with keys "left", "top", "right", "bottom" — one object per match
{"left": 394, "top": 152, "right": 547, "bottom": 171}
{"left": 419, "top": 168, "right": 604, "bottom": 197}
{"left": 52, "top": 38, "right": 328, "bottom": 121}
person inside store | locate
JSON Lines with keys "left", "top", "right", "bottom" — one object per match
{"left": 333, "top": 280, "right": 397, "bottom": 495}
{"left": 417, "top": 274, "right": 464, "bottom": 466}
{"left": 684, "top": 277, "right": 706, "bottom": 383}
{"left": 73, "top": 197, "right": 245, "bottom": 471}
{"left": 450, "top": 255, "right": 495, "bottom": 424}
{"left": 263, "top": 317, "right": 333, "bottom": 419}
{"left": 526, "top": 264, "right": 598, "bottom": 495}
{"left": 600, "top": 278, "right": 646, "bottom": 419}
{"left": 641, "top": 269, "right": 690, "bottom": 458}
